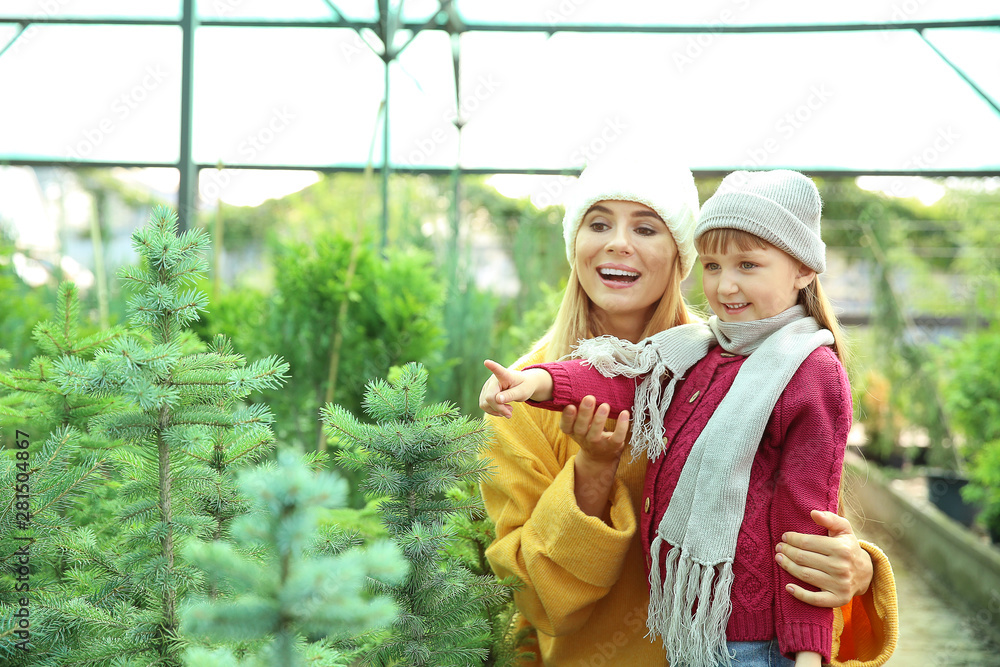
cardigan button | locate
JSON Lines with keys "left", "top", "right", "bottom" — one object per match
{"left": 688, "top": 390, "right": 700, "bottom": 403}
{"left": 720, "top": 352, "right": 736, "bottom": 358}
{"left": 644, "top": 497, "right": 651, "bottom": 513}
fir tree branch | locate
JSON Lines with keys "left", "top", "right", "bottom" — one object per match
{"left": 29, "top": 456, "right": 108, "bottom": 519}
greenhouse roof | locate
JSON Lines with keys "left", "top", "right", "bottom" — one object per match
{"left": 1, "top": 1, "right": 998, "bottom": 179}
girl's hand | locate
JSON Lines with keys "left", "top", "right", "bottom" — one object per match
{"left": 479, "top": 360, "right": 553, "bottom": 418}
{"left": 776, "top": 510, "right": 874, "bottom": 607}
{"left": 559, "top": 396, "right": 630, "bottom": 466}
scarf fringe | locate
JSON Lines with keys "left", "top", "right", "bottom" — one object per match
{"left": 647, "top": 539, "right": 736, "bottom": 667}
{"left": 573, "top": 336, "right": 681, "bottom": 461}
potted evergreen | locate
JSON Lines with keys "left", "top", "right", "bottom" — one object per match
{"left": 942, "top": 326, "right": 1000, "bottom": 540}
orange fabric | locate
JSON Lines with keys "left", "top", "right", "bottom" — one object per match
{"left": 832, "top": 541, "right": 898, "bottom": 667}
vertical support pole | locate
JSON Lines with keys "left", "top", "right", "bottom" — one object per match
{"left": 449, "top": 31, "right": 462, "bottom": 280}
{"left": 177, "top": 0, "right": 198, "bottom": 231}
{"left": 381, "top": 55, "right": 390, "bottom": 253}
{"left": 90, "top": 190, "right": 110, "bottom": 330}
{"left": 378, "top": 0, "right": 392, "bottom": 254}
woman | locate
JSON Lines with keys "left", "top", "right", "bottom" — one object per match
{"left": 479, "top": 158, "right": 897, "bottom": 666}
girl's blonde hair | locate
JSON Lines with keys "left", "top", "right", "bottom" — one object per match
{"left": 535, "top": 253, "right": 698, "bottom": 362}
{"left": 695, "top": 228, "right": 849, "bottom": 364}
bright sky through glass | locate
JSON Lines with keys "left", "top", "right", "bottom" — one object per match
{"left": 0, "top": 1, "right": 998, "bottom": 205}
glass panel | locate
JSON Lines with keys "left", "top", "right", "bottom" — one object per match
{"left": 193, "top": 27, "right": 384, "bottom": 167}
{"left": 389, "top": 29, "right": 459, "bottom": 168}
{"left": 0, "top": 0, "right": 180, "bottom": 19}
{"left": 321, "top": 0, "right": 376, "bottom": 22}
{"left": 196, "top": 0, "right": 337, "bottom": 21}
{"left": 0, "top": 23, "right": 20, "bottom": 48}
{"left": 2, "top": 19, "right": 998, "bottom": 173}
{"left": 924, "top": 27, "right": 1000, "bottom": 109}
{"left": 455, "top": 30, "right": 1000, "bottom": 172}
{"left": 0, "top": 25, "right": 180, "bottom": 163}
{"left": 194, "top": 1, "right": 445, "bottom": 29}
{"left": 401, "top": 0, "right": 446, "bottom": 24}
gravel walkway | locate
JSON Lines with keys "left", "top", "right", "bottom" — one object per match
{"left": 850, "top": 484, "right": 1000, "bottom": 666}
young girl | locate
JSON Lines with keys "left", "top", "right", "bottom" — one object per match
{"left": 481, "top": 170, "right": 861, "bottom": 667}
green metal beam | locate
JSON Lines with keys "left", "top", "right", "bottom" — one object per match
{"left": 0, "top": 21, "right": 27, "bottom": 59}
{"left": 919, "top": 29, "right": 1000, "bottom": 116}
{"left": 6, "top": 158, "right": 998, "bottom": 178}
{"left": 2, "top": 16, "right": 998, "bottom": 32}
{"left": 0, "top": 16, "right": 372, "bottom": 28}
{"left": 425, "top": 18, "right": 1000, "bottom": 33}
{"left": 378, "top": 0, "right": 394, "bottom": 252}
{"left": 177, "top": 0, "right": 198, "bottom": 231}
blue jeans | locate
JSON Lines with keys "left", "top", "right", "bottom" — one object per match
{"left": 725, "top": 639, "right": 794, "bottom": 666}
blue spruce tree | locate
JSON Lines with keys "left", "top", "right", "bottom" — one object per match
{"left": 181, "top": 449, "right": 407, "bottom": 666}
{"left": 0, "top": 282, "right": 127, "bottom": 663}
{"left": 45, "top": 206, "right": 289, "bottom": 665}
{"left": 322, "top": 362, "right": 509, "bottom": 666}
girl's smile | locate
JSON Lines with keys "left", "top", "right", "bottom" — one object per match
{"left": 701, "top": 243, "right": 816, "bottom": 322}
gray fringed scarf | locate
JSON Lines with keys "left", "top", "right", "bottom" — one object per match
{"left": 573, "top": 306, "right": 834, "bottom": 667}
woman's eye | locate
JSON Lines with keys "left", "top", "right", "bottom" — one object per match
{"left": 588, "top": 220, "right": 610, "bottom": 231}
{"left": 635, "top": 226, "right": 657, "bottom": 236}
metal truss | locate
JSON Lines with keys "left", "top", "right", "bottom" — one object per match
{"left": 1, "top": 4, "right": 998, "bottom": 232}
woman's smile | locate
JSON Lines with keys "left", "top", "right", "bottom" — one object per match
{"left": 575, "top": 200, "right": 678, "bottom": 337}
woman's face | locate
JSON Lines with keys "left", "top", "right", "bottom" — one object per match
{"left": 574, "top": 200, "right": 678, "bottom": 337}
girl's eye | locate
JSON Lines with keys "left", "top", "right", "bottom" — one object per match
{"left": 741, "top": 261, "right": 756, "bottom": 270}
{"left": 704, "top": 262, "right": 719, "bottom": 271}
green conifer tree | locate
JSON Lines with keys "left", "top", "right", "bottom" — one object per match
{"left": 42, "top": 206, "right": 289, "bottom": 666}
{"left": 181, "top": 449, "right": 407, "bottom": 667}
{"left": 0, "top": 283, "right": 126, "bottom": 664}
{"left": 321, "top": 362, "right": 508, "bottom": 666}
{"left": 444, "top": 481, "right": 533, "bottom": 667}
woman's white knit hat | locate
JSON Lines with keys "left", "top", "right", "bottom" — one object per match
{"left": 561, "top": 158, "right": 701, "bottom": 279}
{"left": 695, "top": 169, "right": 826, "bottom": 274}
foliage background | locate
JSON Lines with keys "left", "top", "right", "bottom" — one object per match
{"left": 2, "top": 172, "right": 999, "bottom": 645}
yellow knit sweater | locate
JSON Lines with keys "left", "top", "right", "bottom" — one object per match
{"left": 481, "top": 346, "right": 898, "bottom": 666}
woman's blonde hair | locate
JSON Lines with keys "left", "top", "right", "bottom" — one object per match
{"left": 696, "top": 228, "right": 849, "bottom": 364}
{"left": 535, "top": 253, "right": 698, "bottom": 362}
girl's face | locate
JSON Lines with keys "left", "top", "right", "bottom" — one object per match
{"left": 700, "top": 242, "right": 815, "bottom": 322}
{"left": 574, "top": 200, "right": 678, "bottom": 337}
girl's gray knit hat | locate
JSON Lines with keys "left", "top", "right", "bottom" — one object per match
{"left": 695, "top": 169, "right": 826, "bottom": 273}
{"left": 561, "top": 158, "right": 700, "bottom": 279}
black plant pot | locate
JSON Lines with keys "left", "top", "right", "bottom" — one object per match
{"left": 926, "top": 470, "right": 980, "bottom": 528}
